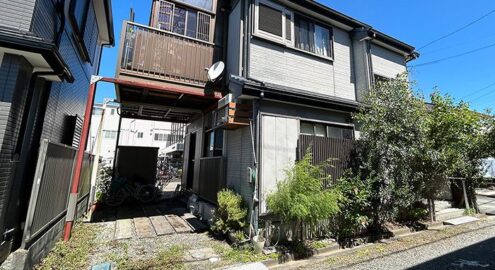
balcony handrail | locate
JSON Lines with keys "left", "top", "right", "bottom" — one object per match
{"left": 124, "top": 20, "right": 215, "bottom": 46}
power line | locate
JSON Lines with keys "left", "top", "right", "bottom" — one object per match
{"left": 467, "top": 85, "right": 495, "bottom": 103}
{"left": 409, "top": 41, "right": 495, "bottom": 68}
{"left": 418, "top": 8, "right": 495, "bottom": 51}
{"left": 461, "top": 81, "right": 495, "bottom": 100}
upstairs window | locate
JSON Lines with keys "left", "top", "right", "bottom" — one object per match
{"left": 137, "top": 132, "right": 144, "bottom": 138}
{"left": 254, "top": 0, "right": 333, "bottom": 58}
{"left": 259, "top": 4, "right": 283, "bottom": 36}
{"left": 157, "top": 0, "right": 211, "bottom": 42}
{"left": 154, "top": 133, "right": 169, "bottom": 141}
{"left": 300, "top": 121, "right": 353, "bottom": 140}
{"left": 254, "top": 0, "right": 292, "bottom": 44}
{"left": 176, "top": 0, "right": 213, "bottom": 11}
{"left": 70, "top": 0, "right": 100, "bottom": 63}
{"left": 103, "top": 130, "right": 118, "bottom": 139}
{"left": 295, "top": 15, "right": 332, "bottom": 58}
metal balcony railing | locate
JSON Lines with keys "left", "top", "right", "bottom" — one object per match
{"left": 118, "top": 21, "right": 215, "bottom": 86}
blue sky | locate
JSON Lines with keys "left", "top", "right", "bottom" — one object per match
{"left": 97, "top": 0, "right": 495, "bottom": 112}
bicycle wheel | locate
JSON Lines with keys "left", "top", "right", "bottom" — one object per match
{"left": 105, "top": 188, "right": 128, "bottom": 207}
{"left": 135, "top": 184, "right": 157, "bottom": 203}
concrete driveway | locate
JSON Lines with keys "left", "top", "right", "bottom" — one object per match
{"left": 477, "top": 195, "right": 495, "bottom": 215}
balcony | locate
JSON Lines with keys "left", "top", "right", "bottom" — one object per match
{"left": 117, "top": 21, "right": 215, "bottom": 87}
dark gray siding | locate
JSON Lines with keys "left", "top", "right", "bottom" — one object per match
{"left": 30, "top": 0, "right": 59, "bottom": 42}
{"left": 0, "top": 54, "right": 33, "bottom": 232}
{"left": 0, "top": 0, "right": 36, "bottom": 32}
{"left": 34, "top": 0, "right": 103, "bottom": 143}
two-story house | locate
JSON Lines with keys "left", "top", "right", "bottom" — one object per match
{"left": 0, "top": 0, "right": 113, "bottom": 266}
{"left": 111, "top": 0, "right": 417, "bottom": 230}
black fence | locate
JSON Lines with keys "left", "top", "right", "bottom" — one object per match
{"left": 297, "top": 135, "right": 355, "bottom": 186}
{"left": 22, "top": 140, "right": 94, "bottom": 247}
{"left": 198, "top": 156, "right": 226, "bottom": 203}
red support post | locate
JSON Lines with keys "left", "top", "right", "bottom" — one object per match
{"left": 63, "top": 79, "right": 97, "bottom": 241}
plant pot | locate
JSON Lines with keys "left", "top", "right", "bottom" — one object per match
{"left": 252, "top": 236, "right": 265, "bottom": 254}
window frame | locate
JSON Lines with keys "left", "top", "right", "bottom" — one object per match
{"left": 253, "top": 0, "right": 334, "bottom": 61}
{"left": 254, "top": 0, "right": 293, "bottom": 45}
{"left": 299, "top": 121, "right": 354, "bottom": 140}
{"left": 157, "top": 0, "right": 212, "bottom": 42}
{"left": 69, "top": 0, "right": 100, "bottom": 63}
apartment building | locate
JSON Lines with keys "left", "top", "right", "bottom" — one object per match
{"left": 89, "top": 102, "right": 185, "bottom": 167}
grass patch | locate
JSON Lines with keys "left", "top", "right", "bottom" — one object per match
{"left": 35, "top": 223, "right": 100, "bottom": 270}
{"left": 106, "top": 244, "right": 186, "bottom": 270}
{"left": 212, "top": 243, "right": 278, "bottom": 264}
{"left": 309, "top": 240, "right": 329, "bottom": 250}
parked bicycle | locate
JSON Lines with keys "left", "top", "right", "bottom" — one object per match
{"left": 104, "top": 175, "right": 157, "bottom": 206}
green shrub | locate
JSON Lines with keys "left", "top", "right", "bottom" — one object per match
{"left": 211, "top": 189, "right": 247, "bottom": 234}
{"left": 332, "top": 175, "right": 371, "bottom": 240}
{"left": 397, "top": 202, "right": 428, "bottom": 223}
{"left": 266, "top": 151, "right": 340, "bottom": 241}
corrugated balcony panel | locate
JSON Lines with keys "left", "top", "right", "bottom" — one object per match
{"left": 118, "top": 21, "right": 215, "bottom": 87}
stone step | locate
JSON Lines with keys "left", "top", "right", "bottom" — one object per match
{"left": 134, "top": 217, "right": 157, "bottom": 238}
{"left": 115, "top": 219, "right": 134, "bottom": 240}
{"left": 436, "top": 208, "right": 465, "bottom": 221}
{"left": 443, "top": 216, "right": 479, "bottom": 226}
{"left": 165, "top": 214, "right": 193, "bottom": 233}
{"left": 149, "top": 215, "right": 175, "bottom": 235}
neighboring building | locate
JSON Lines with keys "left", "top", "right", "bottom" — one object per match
{"left": 0, "top": 0, "right": 113, "bottom": 266}
{"left": 89, "top": 102, "right": 185, "bottom": 167}
{"left": 111, "top": 0, "right": 417, "bottom": 228}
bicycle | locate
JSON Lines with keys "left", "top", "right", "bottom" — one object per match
{"left": 104, "top": 175, "right": 157, "bottom": 206}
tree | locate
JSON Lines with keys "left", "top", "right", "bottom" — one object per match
{"left": 266, "top": 151, "right": 340, "bottom": 242}
{"left": 354, "top": 74, "right": 427, "bottom": 228}
{"left": 417, "top": 92, "right": 493, "bottom": 218}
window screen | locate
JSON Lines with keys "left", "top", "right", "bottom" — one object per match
{"left": 258, "top": 4, "right": 283, "bottom": 37}
{"left": 158, "top": 1, "right": 174, "bottom": 31}
{"left": 173, "top": 6, "right": 187, "bottom": 35}
{"left": 285, "top": 14, "right": 292, "bottom": 41}
{"left": 197, "top": 12, "right": 211, "bottom": 41}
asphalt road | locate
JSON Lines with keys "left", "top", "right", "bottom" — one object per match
{"left": 347, "top": 223, "right": 495, "bottom": 270}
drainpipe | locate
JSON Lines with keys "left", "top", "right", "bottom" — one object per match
{"left": 63, "top": 76, "right": 101, "bottom": 241}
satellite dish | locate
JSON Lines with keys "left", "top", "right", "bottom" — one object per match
{"left": 207, "top": 61, "right": 225, "bottom": 82}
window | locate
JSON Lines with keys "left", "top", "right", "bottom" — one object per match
{"left": 157, "top": 1, "right": 211, "bottom": 42}
{"left": 137, "top": 132, "right": 144, "bottom": 138}
{"left": 93, "top": 108, "right": 103, "bottom": 115}
{"left": 295, "top": 15, "right": 332, "bottom": 58}
{"left": 374, "top": 74, "right": 391, "bottom": 84}
{"left": 176, "top": 0, "right": 213, "bottom": 11}
{"left": 300, "top": 121, "right": 353, "bottom": 140}
{"left": 103, "top": 130, "right": 118, "bottom": 139}
{"left": 110, "top": 109, "right": 115, "bottom": 115}
{"left": 204, "top": 130, "right": 223, "bottom": 157}
{"left": 70, "top": 0, "right": 90, "bottom": 34}
{"left": 255, "top": 0, "right": 292, "bottom": 43}
{"left": 254, "top": 0, "right": 333, "bottom": 58}
{"left": 69, "top": 0, "right": 100, "bottom": 62}
{"left": 154, "top": 133, "right": 169, "bottom": 141}
{"left": 259, "top": 4, "right": 283, "bottom": 36}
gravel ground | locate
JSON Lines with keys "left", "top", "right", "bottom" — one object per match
{"left": 86, "top": 221, "right": 234, "bottom": 270}
{"left": 288, "top": 217, "right": 495, "bottom": 270}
